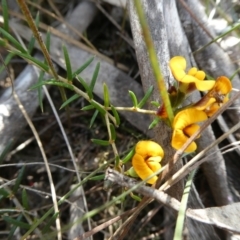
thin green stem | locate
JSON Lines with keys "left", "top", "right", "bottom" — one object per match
{"left": 133, "top": 0, "right": 174, "bottom": 123}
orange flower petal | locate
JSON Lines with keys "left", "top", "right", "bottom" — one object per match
{"left": 173, "top": 108, "right": 208, "bottom": 130}
{"left": 183, "top": 124, "right": 200, "bottom": 137}
{"left": 214, "top": 76, "right": 232, "bottom": 94}
{"left": 171, "top": 129, "right": 197, "bottom": 153}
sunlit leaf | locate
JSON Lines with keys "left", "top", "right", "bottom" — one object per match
{"left": 103, "top": 83, "right": 110, "bottom": 107}
{"left": 128, "top": 91, "right": 138, "bottom": 107}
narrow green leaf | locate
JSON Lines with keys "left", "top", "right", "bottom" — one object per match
{"left": 148, "top": 117, "right": 160, "bottom": 129}
{"left": 81, "top": 105, "right": 95, "bottom": 111}
{"left": 72, "top": 56, "right": 94, "bottom": 77}
{"left": 111, "top": 105, "right": 120, "bottom": 126}
{"left": 90, "top": 62, "right": 100, "bottom": 91}
{"left": 89, "top": 110, "right": 99, "bottom": 128}
{"left": 76, "top": 76, "right": 93, "bottom": 99}
{"left": 110, "top": 124, "right": 116, "bottom": 141}
{"left": 3, "top": 216, "right": 30, "bottom": 229}
{"left": 0, "top": 28, "right": 27, "bottom": 53}
{"left": 28, "top": 12, "right": 40, "bottom": 53}
{"left": 60, "top": 94, "right": 79, "bottom": 109}
{"left": 128, "top": 91, "right": 138, "bottom": 107}
{"left": 122, "top": 149, "right": 135, "bottom": 164}
{"left": 0, "top": 139, "right": 14, "bottom": 164}
{"left": 130, "top": 193, "right": 142, "bottom": 202}
{"left": 137, "top": 85, "right": 153, "bottom": 108}
{"left": 174, "top": 170, "right": 196, "bottom": 240}
{"left": 13, "top": 166, "right": 25, "bottom": 194}
{"left": 8, "top": 214, "right": 23, "bottom": 240}
{"left": 22, "top": 189, "right": 29, "bottom": 210}
{"left": 103, "top": 83, "right": 110, "bottom": 107}
{"left": 89, "top": 174, "right": 105, "bottom": 180}
{"left": 12, "top": 51, "right": 48, "bottom": 71}
{"left": 37, "top": 71, "right": 45, "bottom": 112}
{"left": 30, "top": 80, "right": 74, "bottom": 91}
{"left": 45, "top": 31, "right": 51, "bottom": 52}
{"left": 42, "top": 212, "right": 59, "bottom": 234}
{"left": 0, "top": 188, "right": 9, "bottom": 198}
{"left": 0, "top": 52, "right": 15, "bottom": 74}
{"left": 91, "top": 139, "right": 110, "bottom": 146}
{"left": 63, "top": 45, "right": 72, "bottom": 81}
{"left": 150, "top": 101, "right": 160, "bottom": 107}
{"left": 2, "top": 0, "right": 9, "bottom": 32}
{"left": 90, "top": 101, "right": 106, "bottom": 115}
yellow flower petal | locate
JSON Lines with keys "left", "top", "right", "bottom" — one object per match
{"left": 171, "top": 129, "right": 197, "bottom": 153}
{"left": 188, "top": 68, "right": 205, "bottom": 80}
{"left": 135, "top": 141, "right": 164, "bottom": 159}
{"left": 169, "top": 56, "right": 214, "bottom": 91}
{"left": 194, "top": 80, "right": 215, "bottom": 91}
{"left": 132, "top": 153, "right": 159, "bottom": 184}
{"left": 132, "top": 141, "right": 164, "bottom": 184}
{"left": 173, "top": 108, "right": 208, "bottom": 130}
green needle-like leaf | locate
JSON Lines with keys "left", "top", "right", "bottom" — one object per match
{"left": 148, "top": 117, "right": 160, "bottom": 129}
{"left": 90, "top": 62, "right": 100, "bottom": 91}
{"left": 81, "top": 105, "right": 95, "bottom": 111}
{"left": 37, "top": 71, "right": 44, "bottom": 112}
{"left": 77, "top": 76, "right": 93, "bottom": 99}
{"left": 12, "top": 51, "right": 49, "bottom": 71}
{"left": 174, "top": 170, "right": 196, "bottom": 240}
{"left": 0, "top": 28, "right": 27, "bottom": 53}
{"left": 72, "top": 56, "right": 94, "bottom": 77}
{"left": 2, "top": 0, "right": 9, "bottom": 32}
{"left": 111, "top": 105, "right": 120, "bottom": 126}
{"left": 22, "top": 189, "right": 29, "bottom": 210}
{"left": 13, "top": 166, "right": 25, "bottom": 194}
{"left": 91, "top": 139, "right": 110, "bottom": 146}
{"left": 30, "top": 80, "right": 74, "bottom": 91}
{"left": 90, "top": 101, "right": 106, "bottom": 115}
{"left": 8, "top": 214, "right": 23, "bottom": 240}
{"left": 137, "top": 85, "right": 153, "bottom": 108}
{"left": 103, "top": 83, "right": 110, "bottom": 107}
{"left": 3, "top": 216, "right": 30, "bottom": 229}
{"left": 60, "top": 94, "right": 79, "bottom": 109}
{"left": 128, "top": 91, "right": 138, "bottom": 107}
{"left": 63, "top": 45, "right": 73, "bottom": 81}
{"left": 122, "top": 148, "right": 135, "bottom": 164}
{"left": 89, "top": 110, "right": 99, "bottom": 128}
{"left": 89, "top": 174, "right": 105, "bottom": 180}
{"left": 42, "top": 213, "right": 59, "bottom": 234}
{"left": 110, "top": 123, "right": 116, "bottom": 141}
{"left": 28, "top": 12, "right": 39, "bottom": 53}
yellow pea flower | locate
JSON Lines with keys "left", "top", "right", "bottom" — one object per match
{"left": 194, "top": 76, "right": 232, "bottom": 116}
{"left": 132, "top": 141, "right": 164, "bottom": 184}
{"left": 171, "top": 108, "right": 208, "bottom": 153}
{"left": 169, "top": 56, "right": 215, "bottom": 91}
